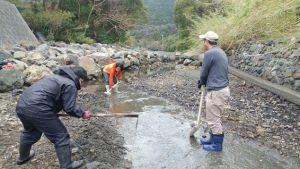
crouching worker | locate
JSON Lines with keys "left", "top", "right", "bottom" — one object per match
{"left": 198, "top": 31, "right": 230, "bottom": 152}
{"left": 103, "top": 62, "right": 123, "bottom": 95}
{"left": 16, "top": 66, "right": 91, "bottom": 169}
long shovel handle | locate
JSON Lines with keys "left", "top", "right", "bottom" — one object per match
{"left": 189, "top": 85, "right": 205, "bottom": 137}
{"left": 58, "top": 113, "right": 139, "bottom": 118}
{"left": 196, "top": 85, "right": 205, "bottom": 125}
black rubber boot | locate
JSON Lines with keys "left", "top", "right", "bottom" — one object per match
{"left": 55, "top": 145, "right": 84, "bottom": 169}
{"left": 16, "top": 144, "right": 35, "bottom": 165}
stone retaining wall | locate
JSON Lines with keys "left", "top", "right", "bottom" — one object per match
{"left": 230, "top": 40, "right": 300, "bottom": 92}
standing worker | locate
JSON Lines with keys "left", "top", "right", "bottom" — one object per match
{"left": 16, "top": 66, "right": 91, "bottom": 169}
{"left": 197, "top": 31, "right": 230, "bottom": 152}
{"left": 103, "top": 62, "right": 124, "bottom": 95}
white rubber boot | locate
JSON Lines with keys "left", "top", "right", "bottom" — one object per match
{"left": 104, "top": 85, "right": 111, "bottom": 95}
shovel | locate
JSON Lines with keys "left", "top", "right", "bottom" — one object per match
{"left": 58, "top": 112, "right": 139, "bottom": 118}
{"left": 189, "top": 85, "right": 206, "bottom": 137}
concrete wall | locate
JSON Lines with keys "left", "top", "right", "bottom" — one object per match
{"left": 0, "top": 0, "right": 38, "bottom": 49}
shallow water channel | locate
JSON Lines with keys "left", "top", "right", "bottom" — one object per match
{"left": 99, "top": 84, "right": 299, "bottom": 169}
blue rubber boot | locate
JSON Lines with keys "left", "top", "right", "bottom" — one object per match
{"left": 203, "top": 134, "right": 224, "bottom": 152}
{"left": 200, "top": 132, "right": 212, "bottom": 145}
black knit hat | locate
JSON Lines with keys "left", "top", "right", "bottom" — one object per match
{"left": 70, "top": 66, "right": 89, "bottom": 81}
{"left": 116, "top": 62, "right": 124, "bottom": 71}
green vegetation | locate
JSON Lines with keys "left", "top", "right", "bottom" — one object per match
{"left": 130, "top": 0, "right": 178, "bottom": 52}
{"left": 174, "top": 0, "right": 300, "bottom": 51}
{"left": 10, "top": 0, "right": 146, "bottom": 44}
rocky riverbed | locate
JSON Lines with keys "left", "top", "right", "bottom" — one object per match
{"left": 0, "top": 86, "right": 131, "bottom": 169}
{"left": 128, "top": 66, "right": 300, "bottom": 159}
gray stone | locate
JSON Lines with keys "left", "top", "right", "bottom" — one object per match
{"left": 78, "top": 56, "right": 99, "bottom": 78}
{"left": 65, "top": 54, "right": 79, "bottom": 65}
{"left": 9, "top": 59, "right": 28, "bottom": 71}
{"left": 183, "top": 59, "right": 193, "bottom": 66}
{"left": 283, "top": 68, "right": 293, "bottom": 78}
{"left": 130, "top": 57, "right": 140, "bottom": 66}
{"left": 0, "top": 51, "right": 11, "bottom": 62}
{"left": 0, "top": 69, "right": 24, "bottom": 92}
{"left": 161, "top": 55, "right": 170, "bottom": 62}
{"left": 124, "top": 58, "right": 132, "bottom": 68}
{"left": 294, "top": 80, "right": 300, "bottom": 91}
{"left": 71, "top": 147, "right": 79, "bottom": 154}
{"left": 290, "top": 48, "right": 300, "bottom": 58}
{"left": 13, "top": 51, "right": 26, "bottom": 60}
{"left": 25, "top": 52, "right": 45, "bottom": 65}
{"left": 149, "top": 58, "right": 157, "bottom": 65}
{"left": 45, "top": 60, "right": 59, "bottom": 70}
{"left": 190, "top": 60, "right": 201, "bottom": 66}
{"left": 23, "top": 65, "right": 53, "bottom": 85}
{"left": 35, "top": 44, "right": 49, "bottom": 53}
{"left": 86, "top": 161, "right": 100, "bottom": 169}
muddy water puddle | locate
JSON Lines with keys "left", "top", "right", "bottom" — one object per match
{"left": 97, "top": 84, "right": 299, "bottom": 169}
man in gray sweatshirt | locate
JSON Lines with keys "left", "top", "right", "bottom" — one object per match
{"left": 197, "top": 31, "right": 230, "bottom": 152}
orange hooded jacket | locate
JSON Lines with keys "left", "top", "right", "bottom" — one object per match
{"left": 103, "top": 63, "right": 122, "bottom": 87}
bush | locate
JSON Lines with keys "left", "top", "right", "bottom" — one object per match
{"left": 190, "top": 0, "right": 300, "bottom": 51}
{"left": 22, "top": 10, "right": 73, "bottom": 37}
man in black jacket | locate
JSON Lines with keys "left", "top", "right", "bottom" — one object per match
{"left": 198, "top": 31, "right": 230, "bottom": 152}
{"left": 16, "top": 66, "right": 91, "bottom": 169}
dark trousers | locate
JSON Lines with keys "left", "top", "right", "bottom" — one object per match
{"left": 17, "top": 113, "right": 70, "bottom": 148}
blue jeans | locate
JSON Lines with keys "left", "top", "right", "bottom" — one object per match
{"left": 103, "top": 72, "right": 117, "bottom": 85}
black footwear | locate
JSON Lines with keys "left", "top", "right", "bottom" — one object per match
{"left": 55, "top": 145, "right": 84, "bottom": 169}
{"left": 16, "top": 144, "right": 35, "bottom": 165}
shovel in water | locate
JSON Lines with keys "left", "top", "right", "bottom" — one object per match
{"left": 189, "top": 85, "right": 206, "bottom": 137}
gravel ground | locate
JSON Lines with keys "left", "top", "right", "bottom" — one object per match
{"left": 0, "top": 86, "right": 130, "bottom": 169}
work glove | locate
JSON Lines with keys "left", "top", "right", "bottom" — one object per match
{"left": 82, "top": 111, "right": 91, "bottom": 119}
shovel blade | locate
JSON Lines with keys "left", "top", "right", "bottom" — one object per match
{"left": 189, "top": 126, "right": 200, "bottom": 137}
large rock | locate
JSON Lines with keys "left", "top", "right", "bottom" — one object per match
{"left": 78, "top": 56, "right": 99, "bottom": 78}
{"left": 45, "top": 60, "right": 59, "bottom": 71}
{"left": 9, "top": 59, "right": 28, "bottom": 71}
{"left": 35, "top": 44, "right": 49, "bottom": 53}
{"left": 294, "top": 80, "right": 300, "bottom": 91}
{"left": 183, "top": 59, "right": 193, "bottom": 66}
{"left": 23, "top": 65, "right": 53, "bottom": 85}
{"left": 0, "top": 69, "right": 24, "bottom": 92}
{"left": 65, "top": 54, "right": 79, "bottom": 65}
{"left": 13, "top": 51, "right": 26, "bottom": 60}
{"left": 0, "top": 51, "right": 11, "bottom": 62}
{"left": 89, "top": 52, "right": 112, "bottom": 65}
{"left": 25, "top": 52, "right": 45, "bottom": 65}
{"left": 130, "top": 57, "right": 140, "bottom": 66}
{"left": 124, "top": 58, "right": 132, "bottom": 68}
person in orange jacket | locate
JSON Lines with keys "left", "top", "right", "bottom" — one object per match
{"left": 103, "top": 62, "right": 123, "bottom": 95}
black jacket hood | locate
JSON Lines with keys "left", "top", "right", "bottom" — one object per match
{"left": 57, "top": 67, "right": 81, "bottom": 90}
